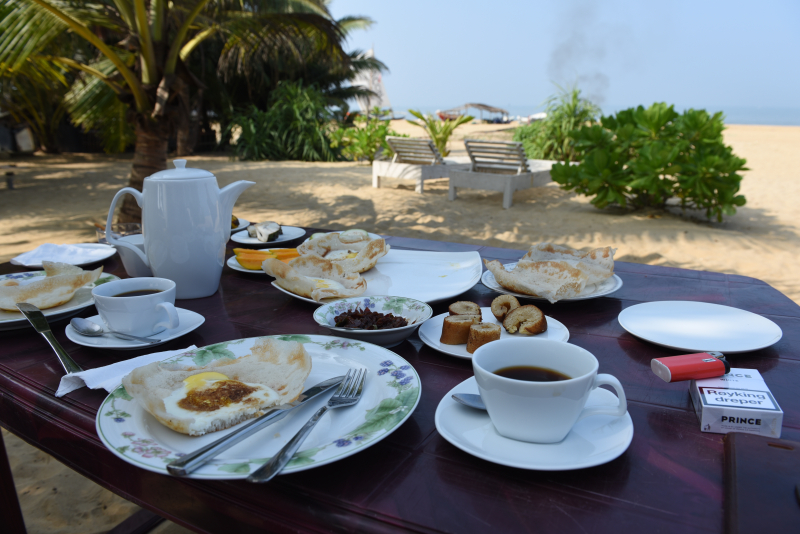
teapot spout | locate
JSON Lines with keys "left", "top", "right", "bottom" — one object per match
{"left": 219, "top": 180, "right": 255, "bottom": 238}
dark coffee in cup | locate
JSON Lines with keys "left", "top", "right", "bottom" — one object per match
{"left": 112, "top": 289, "right": 163, "bottom": 298}
{"left": 494, "top": 365, "right": 571, "bottom": 382}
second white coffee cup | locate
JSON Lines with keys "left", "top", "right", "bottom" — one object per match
{"left": 472, "top": 338, "right": 627, "bottom": 443}
{"left": 92, "top": 277, "right": 179, "bottom": 337}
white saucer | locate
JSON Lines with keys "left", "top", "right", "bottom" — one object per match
{"left": 418, "top": 308, "right": 570, "bottom": 359}
{"left": 65, "top": 308, "right": 205, "bottom": 350}
{"left": 435, "top": 377, "right": 634, "bottom": 470}
{"left": 618, "top": 301, "right": 783, "bottom": 353}
{"left": 231, "top": 218, "right": 250, "bottom": 233}
{"left": 230, "top": 225, "right": 306, "bottom": 245}
{"left": 14, "top": 243, "right": 117, "bottom": 268}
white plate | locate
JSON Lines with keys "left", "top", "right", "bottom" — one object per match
{"left": 230, "top": 225, "right": 306, "bottom": 245}
{"left": 435, "top": 377, "right": 634, "bottom": 470}
{"left": 0, "top": 272, "right": 120, "bottom": 331}
{"left": 14, "top": 243, "right": 117, "bottom": 268}
{"left": 418, "top": 308, "right": 570, "bottom": 359}
{"left": 96, "top": 335, "right": 420, "bottom": 479}
{"left": 231, "top": 218, "right": 250, "bottom": 233}
{"left": 617, "top": 301, "right": 783, "bottom": 353}
{"left": 271, "top": 250, "right": 482, "bottom": 304}
{"left": 226, "top": 249, "right": 296, "bottom": 274}
{"left": 481, "top": 262, "right": 623, "bottom": 301}
{"left": 65, "top": 308, "right": 205, "bottom": 350}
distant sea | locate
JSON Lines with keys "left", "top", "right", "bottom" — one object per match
{"left": 393, "top": 105, "right": 800, "bottom": 126}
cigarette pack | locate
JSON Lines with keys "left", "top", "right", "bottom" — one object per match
{"left": 689, "top": 368, "right": 783, "bottom": 438}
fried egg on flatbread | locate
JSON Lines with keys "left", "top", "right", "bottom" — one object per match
{"left": 121, "top": 338, "right": 311, "bottom": 436}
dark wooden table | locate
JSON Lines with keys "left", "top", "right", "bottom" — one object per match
{"left": 2, "top": 229, "right": 798, "bottom": 533}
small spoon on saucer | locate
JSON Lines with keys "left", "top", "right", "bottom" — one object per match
{"left": 70, "top": 318, "right": 162, "bottom": 344}
{"left": 451, "top": 393, "right": 486, "bottom": 411}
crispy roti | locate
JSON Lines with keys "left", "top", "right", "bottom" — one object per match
{"left": 521, "top": 243, "right": 616, "bottom": 285}
{"left": 121, "top": 338, "right": 312, "bottom": 436}
{"left": 297, "top": 232, "right": 389, "bottom": 273}
{"left": 0, "top": 261, "right": 103, "bottom": 311}
{"left": 484, "top": 259, "right": 588, "bottom": 303}
{"left": 262, "top": 255, "right": 367, "bottom": 301}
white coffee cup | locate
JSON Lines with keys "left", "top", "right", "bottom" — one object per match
{"left": 472, "top": 338, "right": 627, "bottom": 443}
{"left": 92, "top": 278, "right": 180, "bottom": 337}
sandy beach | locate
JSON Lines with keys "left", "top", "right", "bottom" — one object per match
{"left": 2, "top": 123, "right": 799, "bottom": 532}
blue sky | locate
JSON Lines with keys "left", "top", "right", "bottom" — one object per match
{"left": 329, "top": 0, "right": 800, "bottom": 123}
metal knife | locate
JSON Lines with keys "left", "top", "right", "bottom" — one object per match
{"left": 166, "top": 375, "right": 345, "bottom": 476}
{"left": 16, "top": 303, "right": 83, "bottom": 374}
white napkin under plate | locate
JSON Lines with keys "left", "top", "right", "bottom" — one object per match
{"left": 56, "top": 345, "right": 197, "bottom": 397}
{"left": 11, "top": 243, "right": 114, "bottom": 267}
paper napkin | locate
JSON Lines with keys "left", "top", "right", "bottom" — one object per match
{"left": 11, "top": 243, "right": 113, "bottom": 267}
{"left": 55, "top": 345, "right": 197, "bottom": 397}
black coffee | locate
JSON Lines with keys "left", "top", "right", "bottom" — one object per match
{"left": 494, "top": 365, "right": 571, "bottom": 382}
{"left": 112, "top": 289, "right": 163, "bottom": 298}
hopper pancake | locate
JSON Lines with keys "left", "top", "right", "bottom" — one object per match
{"left": 297, "top": 232, "right": 389, "bottom": 273}
{"left": 0, "top": 261, "right": 102, "bottom": 311}
{"left": 121, "top": 338, "right": 312, "bottom": 436}
{"left": 484, "top": 259, "right": 588, "bottom": 303}
{"left": 521, "top": 243, "right": 616, "bottom": 285}
{"left": 262, "top": 255, "right": 367, "bottom": 301}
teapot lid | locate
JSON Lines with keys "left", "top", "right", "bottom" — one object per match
{"left": 147, "top": 159, "right": 215, "bottom": 181}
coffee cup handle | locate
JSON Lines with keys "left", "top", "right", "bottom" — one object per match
{"left": 576, "top": 374, "right": 628, "bottom": 421}
{"left": 154, "top": 302, "right": 180, "bottom": 331}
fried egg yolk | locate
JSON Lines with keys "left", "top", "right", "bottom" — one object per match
{"left": 162, "top": 371, "right": 282, "bottom": 434}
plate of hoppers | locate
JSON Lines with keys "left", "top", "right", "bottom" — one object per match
{"left": 271, "top": 249, "right": 483, "bottom": 304}
{"left": 618, "top": 301, "right": 783, "bottom": 353}
{"left": 481, "top": 243, "right": 622, "bottom": 303}
{"left": 96, "top": 335, "right": 420, "bottom": 479}
{"left": 0, "top": 269, "right": 119, "bottom": 331}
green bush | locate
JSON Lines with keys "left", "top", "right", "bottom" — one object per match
{"left": 513, "top": 86, "right": 601, "bottom": 162}
{"left": 228, "top": 81, "right": 336, "bottom": 162}
{"left": 407, "top": 110, "right": 473, "bottom": 157}
{"left": 330, "top": 108, "right": 406, "bottom": 163}
{"left": 550, "top": 103, "right": 748, "bottom": 221}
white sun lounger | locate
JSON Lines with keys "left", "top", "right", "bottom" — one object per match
{"left": 372, "top": 136, "right": 470, "bottom": 193}
{"left": 448, "top": 139, "right": 552, "bottom": 209}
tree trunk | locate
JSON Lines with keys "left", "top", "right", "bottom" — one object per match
{"left": 175, "top": 81, "right": 192, "bottom": 157}
{"left": 119, "top": 118, "right": 169, "bottom": 223}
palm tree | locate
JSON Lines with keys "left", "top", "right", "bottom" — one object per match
{"left": 0, "top": 0, "right": 347, "bottom": 222}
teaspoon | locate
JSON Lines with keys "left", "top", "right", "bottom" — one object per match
{"left": 70, "top": 317, "right": 162, "bottom": 344}
{"left": 451, "top": 393, "right": 487, "bottom": 411}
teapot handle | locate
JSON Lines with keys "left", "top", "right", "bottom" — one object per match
{"left": 106, "top": 188, "right": 150, "bottom": 267}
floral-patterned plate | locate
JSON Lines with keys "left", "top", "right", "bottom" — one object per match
{"left": 0, "top": 271, "right": 120, "bottom": 331}
{"left": 313, "top": 296, "right": 433, "bottom": 347}
{"left": 95, "top": 335, "right": 421, "bottom": 479}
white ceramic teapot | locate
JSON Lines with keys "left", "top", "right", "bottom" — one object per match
{"left": 105, "top": 160, "right": 254, "bottom": 299}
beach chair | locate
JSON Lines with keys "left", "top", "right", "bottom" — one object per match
{"left": 448, "top": 139, "right": 549, "bottom": 209}
{"left": 372, "top": 136, "right": 470, "bottom": 193}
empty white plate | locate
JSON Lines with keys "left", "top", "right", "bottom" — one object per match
{"left": 617, "top": 301, "right": 783, "bottom": 353}
{"left": 435, "top": 377, "right": 634, "bottom": 470}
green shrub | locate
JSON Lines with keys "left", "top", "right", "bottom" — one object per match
{"left": 330, "top": 109, "right": 406, "bottom": 163}
{"left": 228, "top": 81, "right": 336, "bottom": 162}
{"left": 513, "top": 86, "right": 600, "bottom": 162}
{"left": 550, "top": 103, "right": 748, "bottom": 221}
{"left": 407, "top": 110, "right": 473, "bottom": 156}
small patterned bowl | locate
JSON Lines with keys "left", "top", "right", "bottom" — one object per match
{"left": 313, "top": 296, "right": 433, "bottom": 348}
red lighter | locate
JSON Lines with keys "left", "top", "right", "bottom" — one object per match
{"left": 651, "top": 352, "right": 730, "bottom": 383}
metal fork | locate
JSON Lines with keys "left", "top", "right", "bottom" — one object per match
{"left": 247, "top": 368, "right": 366, "bottom": 483}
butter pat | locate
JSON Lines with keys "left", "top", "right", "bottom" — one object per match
{"left": 690, "top": 368, "right": 783, "bottom": 438}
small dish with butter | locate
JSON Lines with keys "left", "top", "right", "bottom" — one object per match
{"left": 313, "top": 296, "right": 433, "bottom": 347}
